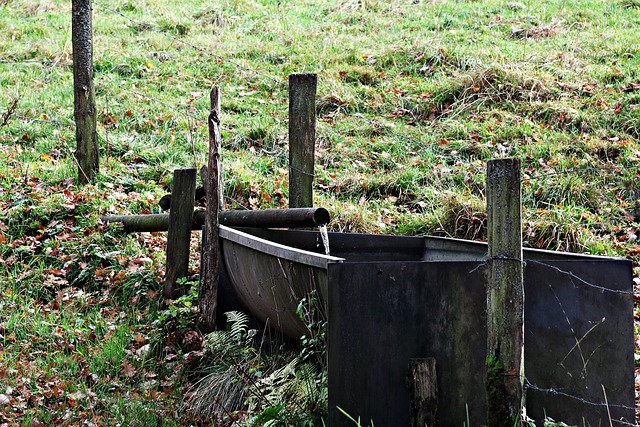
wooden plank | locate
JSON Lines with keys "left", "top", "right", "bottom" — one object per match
{"left": 72, "top": 0, "right": 99, "bottom": 184}
{"left": 407, "top": 358, "right": 438, "bottom": 427}
{"left": 165, "top": 168, "right": 197, "bottom": 298}
{"left": 485, "top": 158, "right": 524, "bottom": 426}
{"left": 200, "top": 85, "right": 223, "bottom": 332}
{"left": 288, "top": 73, "right": 317, "bottom": 208}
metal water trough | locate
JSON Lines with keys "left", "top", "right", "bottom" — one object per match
{"left": 219, "top": 226, "right": 634, "bottom": 426}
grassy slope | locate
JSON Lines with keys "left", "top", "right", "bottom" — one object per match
{"left": 1, "top": 0, "right": 639, "bottom": 424}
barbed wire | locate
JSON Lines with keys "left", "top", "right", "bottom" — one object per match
{"left": 528, "top": 259, "right": 634, "bottom": 295}
{"left": 524, "top": 379, "right": 637, "bottom": 426}
{"left": 0, "top": 59, "right": 69, "bottom": 66}
{"left": 2, "top": 90, "right": 286, "bottom": 173}
{"left": 11, "top": 113, "right": 74, "bottom": 128}
{"left": 96, "top": 73, "right": 203, "bottom": 123}
{"left": 5, "top": 105, "right": 638, "bottom": 199}
{"left": 95, "top": 69, "right": 288, "bottom": 148}
{"left": 96, "top": 73, "right": 284, "bottom": 160}
{"left": 5, "top": 108, "right": 639, "bottom": 215}
{"left": 471, "top": 255, "right": 638, "bottom": 424}
{"left": 471, "top": 257, "right": 635, "bottom": 295}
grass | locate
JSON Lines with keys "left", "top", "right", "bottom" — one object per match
{"left": 1, "top": 0, "right": 640, "bottom": 424}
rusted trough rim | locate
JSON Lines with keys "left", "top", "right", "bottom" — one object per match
{"left": 220, "top": 225, "right": 344, "bottom": 269}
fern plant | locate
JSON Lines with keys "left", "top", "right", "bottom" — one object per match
{"left": 183, "top": 310, "right": 328, "bottom": 425}
{"left": 183, "top": 311, "right": 259, "bottom": 419}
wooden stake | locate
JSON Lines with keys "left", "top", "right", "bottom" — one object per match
{"left": 407, "top": 358, "right": 438, "bottom": 427}
{"left": 200, "top": 86, "right": 223, "bottom": 332}
{"left": 165, "top": 168, "right": 197, "bottom": 299}
{"left": 485, "top": 158, "right": 524, "bottom": 426}
{"left": 288, "top": 73, "right": 317, "bottom": 208}
{"left": 72, "top": 0, "right": 99, "bottom": 184}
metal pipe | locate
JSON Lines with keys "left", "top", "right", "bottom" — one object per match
{"left": 101, "top": 207, "right": 330, "bottom": 232}
{"left": 100, "top": 214, "right": 171, "bottom": 233}
{"left": 219, "top": 208, "right": 330, "bottom": 228}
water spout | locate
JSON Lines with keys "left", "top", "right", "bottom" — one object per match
{"left": 318, "top": 224, "right": 330, "bottom": 256}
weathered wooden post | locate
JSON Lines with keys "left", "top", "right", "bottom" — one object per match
{"left": 485, "top": 158, "right": 524, "bottom": 426}
{"left": 200, "top": 86, "right": 223, "bottom": 332}
{"left": 72, "top": 0, "right": 99, "bottom": 184}
{"left": 288, "top": 73, "right": 317, "bottom": 208}
{"left": 165, "top": 168, "right": 197, "bottom": 298}
{"left": 407, "top": 358, "right": 438, "bottom": 427}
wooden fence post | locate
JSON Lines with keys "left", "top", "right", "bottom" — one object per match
{"left": 485, "top": 158, "right": 524, "bottom": 426}
{"left": 288, "top": 73, "right": 317, "bottom": 208}
{"left": 200, "top": 86, "right": 223, "bottom": 332}
{"left": 72, "top": 0, "right": 99, "bottom": 184}
{"left": 165, "top": 168, "right": 197, "bottom": 299}
{"left": 407, "top": 358, "right": 438, "bottom": 427}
